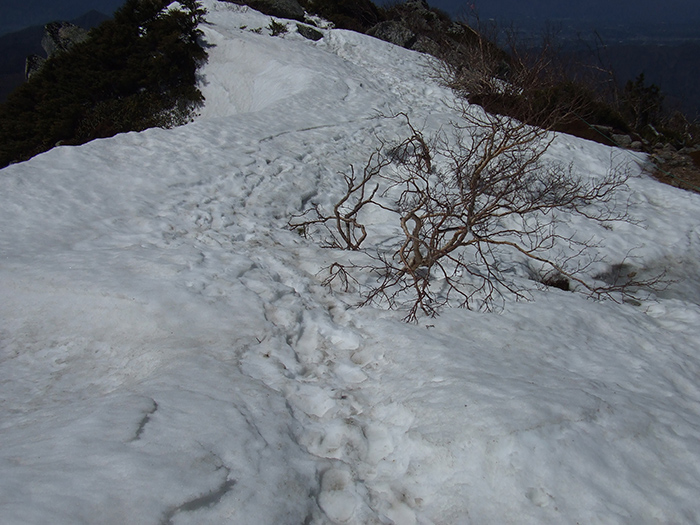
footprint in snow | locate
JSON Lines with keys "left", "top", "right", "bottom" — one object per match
{"left": 318, "top": 468, "right": 360, "bottom": 523}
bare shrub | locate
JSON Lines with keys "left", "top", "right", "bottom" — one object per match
{"left": 290, "top": 109, "right": 665, "bottom": 321}
{"left": 289, "top": 151, "right": 391, "bottom": 250}
{"left": 433, "top": 20, "right": 629, "bottom": 141}
{"left": 288, "top": 17, "right": 671, "bottom": 321}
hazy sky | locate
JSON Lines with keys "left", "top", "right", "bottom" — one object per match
{"left": 0, "top": 0, "right": 124, "bottom": 35}
{"left": 419, "top": 0, "right": 700, "bottom": 25}
{"left": 373, "top": 0, "right": 700, "bottom": 27}
{"left": 3, "top": 0, "right": 700, "bottom": 36}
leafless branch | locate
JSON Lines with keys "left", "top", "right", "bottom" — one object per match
{"left": 292, "top": 108, "right": 660, "bottom": 321}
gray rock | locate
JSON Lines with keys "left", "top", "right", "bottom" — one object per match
{"left": 25, "top": 22, "right": 88, "bottom": 80}
{"left": 25, "top": 54, "right": 46, "bottom": 79}
{"left": 296, "top": 24, "right": 323, "bottom": 41}
{"left": 367, "top": 21, "right": 416, "bottom": 48}
{"left": 42, "top": 21, "right": 89, "bottom": 57}
{"left": 403, "top": 0, "right": 430, "bottom": 15}
{"left": 611, "top": 134, "right": 632, "bottom": 148}
{"left": 403, "top": 0, "right": 431, "bottom": 11}
{"left": 410, "top": 34, "right": 440, "bottom": 55}
{"left": 653, "top": 143, "right": 692, "bottom": 167}
{"left": 593, "top": 125, "right": 615, "bottom": 134}
{"left": 366, "top": 2, "right": 473, "bottom": 63}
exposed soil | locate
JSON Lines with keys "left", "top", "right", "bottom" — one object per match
{"left": 650, "top": 148, "right": 700, "bottom": 193}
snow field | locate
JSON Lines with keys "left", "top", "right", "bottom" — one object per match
{"left": 1, "top": 1, "right": 700, "bottom": 523}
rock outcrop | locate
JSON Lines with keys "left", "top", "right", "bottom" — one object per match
{"left": 366, "top": 20, "right": 416, "bottom": 48}
{"left": 365, "top": 0, "right": 474, "bottom": 60}
{"left": 41, "top": 21, "right": 89, "bottom": 56}
{"left": 296, "top": 23, "right": 323, "bottom": 41}
{"left": 24, "top": 54, "right": 46, "bottom": 80}
{"left": 25, "top": 21, "right": 89, "bottom": 79}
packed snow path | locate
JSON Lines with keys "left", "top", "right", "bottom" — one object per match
{"left": 1, "top": 2, "right": 700, "bottom": 523}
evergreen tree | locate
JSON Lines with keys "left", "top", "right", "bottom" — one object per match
{"left": 621, "top": 73, "right": 664, "bottom": 132}
{"left": 0, "top": 0, "right": 208, "bottom": 169}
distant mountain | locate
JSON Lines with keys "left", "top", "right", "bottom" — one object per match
{"left": 416, "top": 0, "right": 700, "bottom": 26}
{"left": 583, "top": 42, "right": 700, "bottom": 119}
{"left": 0, "top": 10, "right": 111, "bottom": 102}
{"left": 0, "top": 0, "right": 124, "bottom": 36}
{"left": 485, "top": 0, "right": 699, "bottom": 24}
{"left": 403, "top": 0, "right": 700, "bottom": 120}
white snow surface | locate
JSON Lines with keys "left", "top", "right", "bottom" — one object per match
{"left": 2, "top": 2, "right": 700, "bottom": 523}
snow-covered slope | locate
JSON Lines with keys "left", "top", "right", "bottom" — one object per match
{"left": 2, "top": 1, "right": 700, "bottom": 523}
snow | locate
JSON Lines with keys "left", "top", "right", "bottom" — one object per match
{"left": 2, "top": 1, "right": 700, "bottom": 523}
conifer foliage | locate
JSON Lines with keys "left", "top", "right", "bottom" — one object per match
{"left": 0, "top": 0, "right": 207, "bottom": 169}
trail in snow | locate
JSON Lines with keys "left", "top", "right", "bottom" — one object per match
{"left": 1, "top": 1, "right": 700, "bottom": 524}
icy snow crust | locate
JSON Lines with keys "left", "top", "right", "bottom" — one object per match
{"left": 2, "top": 1, "right": 700, "bottom": 523}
